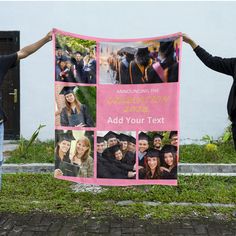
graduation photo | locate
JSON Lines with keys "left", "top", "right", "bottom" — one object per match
{"left": 55, "top": 85, "right": 96, "bottom": 128}
{"left": 138, "top": 131, "right": 178, "bottom": 180}
{"left": 99, "top": 37, "right": 180, "bottom": 84}
{"left": 54, "top": 130, "right": 94, "bottom": 178}
{"left": 96, "top": 131, "right": 136, "bottom": 179}
{"left": 55, "top": 33, "right": 97, "bottom": 84}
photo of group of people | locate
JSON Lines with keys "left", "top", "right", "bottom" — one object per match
{"left": 54, "top": 130, "right": 94, "bottom": 178}
{"left": 55, "top": 85, "right": 96, "bottom": 128}
{"left": 95, "top": 130, "right": 178, "bottom": 180}
{"left": 54, "top": 31, "right": 179, "bottom": 184}
{"left": 138, "top": 131, "right": 178, "bottom": 180}
{"left": 97, "top": 131, "right": 136, "bottom": 179}
{"left": 99, "top": 37, "right": 180, "bottom": 84}
{"left": 55, "top": 34, "right": 97, "bottom": 84}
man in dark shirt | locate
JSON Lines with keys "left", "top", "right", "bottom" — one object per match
{"left": 183, "top": 34, "right": 236, "bottom": 150}
{"left": 0, "top": 31, "right": 52, "bottom": 189}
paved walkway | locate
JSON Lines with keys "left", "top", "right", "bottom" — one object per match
{"left": 0, "top": 213, "right": 236, "bottom": 236}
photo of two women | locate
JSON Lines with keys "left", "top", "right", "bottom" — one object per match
{"left": 54, "top": 130, "right": 94, "bottom": 178}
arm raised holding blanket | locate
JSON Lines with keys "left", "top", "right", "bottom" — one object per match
{"left": 183, "top": 33, "right": 236, "bottom": 150}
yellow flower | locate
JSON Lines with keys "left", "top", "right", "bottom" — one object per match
{"left": 205, "top": 143, "right": 218, "bottom": 152}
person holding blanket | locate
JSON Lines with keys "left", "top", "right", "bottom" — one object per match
{"left": 0, "top": 31, "right": 52, "bottom": 190}
{"left": 183, "top": 34, "right": 236, "bottom": 150}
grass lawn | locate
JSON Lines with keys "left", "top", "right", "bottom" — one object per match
{"left": 4, "top": 140, "right": 54, "bottom": 164}
{"left": 180, "top": 142, "right": 236, "bottom": 163}
{"left": 0, "top": 174, "right": 236, "bottom": 220}
{"left": 5, "top": 140, "right": 236, "bottom": 164}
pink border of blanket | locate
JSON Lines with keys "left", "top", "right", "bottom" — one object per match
{"left": 53, "top": 28, "right": 182, "bottom": 186}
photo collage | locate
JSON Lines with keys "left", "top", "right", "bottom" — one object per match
{"left": 54, "top": 29, "right": 181, "bottom": 184}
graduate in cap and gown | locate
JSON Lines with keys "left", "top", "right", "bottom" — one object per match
{"left": 97, "top": 132, "right": 119, "bottom": 178}
{"left": 75, "top": 51, "right": 85, "bottom": 83}
{"left": 97, "top": 144, "right": 135, "bottom": 179}
{"left": 149, "top": 41, "right": 178, "bottom": 83}
{"left": 55, "top": 46, "right": 67, "bottom": 65}
{"left": 128, "top": 135, "right": 136, "bottom": 154}
{"left": 59, "top": 86, "right": 94, "bottom": 127}
{"left": 143, "top": 149, "right": 161, "bottom": 179}
{"left": 118, "top": 47, "right": 136, "bottom": 84}
{"left": 64, "top": 58, "right": 77, "bottom": 83}
{"left": 129, "top": 47, "right": 153, "bottom": 84}
{"left": 103, "top": 131, "right": 119, "bottom": 147}
{"left": 169, "top": 131, "right": 178, "bottom": 148}
{"left": 54, "top": 132, "right": 77, "bottom": 177}
{"left": 153, "top": 133, "right": 164, "bottom": 150}
{"left": 56, "top": 57, "right": 69, "bottom": 82}
{"left": 118, "top": 133, "right": 136, "bottom": 165}
{"left": 160, "top": 144, "right": 177, "bottom": 179}
{"left": 97, "top": 136, "right": 105, "bottom": 159}
{"left": 138, "top": 132, "right": 150, "bottom": 167}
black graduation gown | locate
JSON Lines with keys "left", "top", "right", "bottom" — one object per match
{"left": 55, "top": 152, "right": 71, "bottom": 170}
{"left": 97, "top": 147, "right": 134, "bottom": 179}
{"left": 122, "top": 151, "right": 136, "bottom": 166}
{"left": 119, "top": 60, "right": 131, "bottom": 84}
{"left": 160, "top": 166, "right": 177, "bottom": 179}
{"left": 97, "top": 156, "right": 129, "bottom": 179}
{"left": 75, "top": 60, "right": 85, "bottom": 83}
{"left": 60, "top": 104, "right": 94, "bottom": 127}
{"left": 146, "top": 65, "right": 163, "bottom": 83}
{"left": 167, "top": 62, "right": 179, "bottom": 82}
{"left": 129, "top": 61, "right": 147, "bottom": 84}
{"left": 64, "top": 69, "right": 76, "bottom": 83}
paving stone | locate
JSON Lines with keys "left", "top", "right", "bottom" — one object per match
{"left": 58, "top": 226, "right": 76, "bottom": 236}
{"left": 0, "top": 217, "right": 7, "bottom": 226}
{"left": 110, "top": 222, "right": 121, "bottom": 228}
{"left": 1, "top": 213, "right": 236, "bottom": 235}
{"left": 0, "top": 232, "right": 7, "bottom": 236}
{"left": 21, "top": 232, "right": 35, "bottom": 236}
{"left": 194, "top": 224, "right": 208, "bottom": 234}
{"left": 49, "top": 221, "right": 63, "bottom": 232}
{"left": 28, "top": 214, "right": 43, "bottom": 225}
{"left": 174, "top": 227, "right": 196, "bottom": 235}
{"left": 2, "top": 219, "right": 14, "bottom": 231}
{"left": 26, "top": 226, "right": 49, "bottom": 232}
{"left": 110, "top": 228, "right": 121, "bottom": 236}
{"left": 8, "top": 226, "right": 24, "bottom": 236}
{"left": 47, "top": 232, "right": 59, "bottom": 236}
{"left": 121, "top": 227, "right": 134, "bottom": 233}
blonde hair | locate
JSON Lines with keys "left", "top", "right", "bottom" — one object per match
{"left": 73, "top": 136, "right": 91, "bottom": 162}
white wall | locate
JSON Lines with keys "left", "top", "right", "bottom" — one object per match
{"left": 0, "top": 1, "right": 235, "bottom": 142}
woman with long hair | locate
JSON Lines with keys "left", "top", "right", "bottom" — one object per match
{"left": 160, "top": 144, "right": 177, "bottom": 179}
{"left": 144, "top": 149, "right": 161, "bottom": 179}
{"left": 59, "top": 86, "right": 94, "bottom": 127}
{"left": 54, "top": 133, "right": 73, "bottom": 177}
{"left": 71, "top": 136, "right": 94, "bottom": 178}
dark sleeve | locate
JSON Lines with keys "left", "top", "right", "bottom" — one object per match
{"left": 0, "top": 53, "right": 18, "bottom": 73}
{"left": 60, "top": 107, "right": 69, "bottom": 126}
{"left": 194, "top": 46, "right": 236, "bottom": 76}
{"left": 82, "top": 104, "right": 95, "bottom": 127}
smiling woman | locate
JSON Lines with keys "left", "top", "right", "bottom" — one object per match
{"left": 58, "top": 86, "right": 95, "bottom": 128}
{"left": 71, "top": 136, "right": 94, "bottom": 178}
